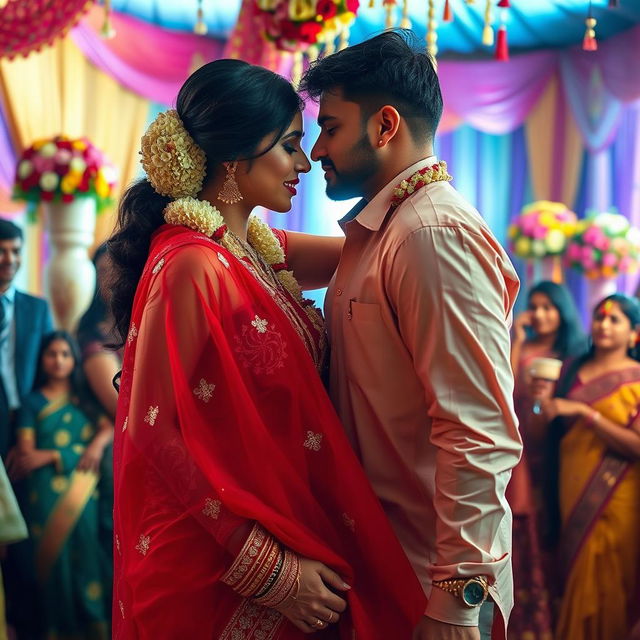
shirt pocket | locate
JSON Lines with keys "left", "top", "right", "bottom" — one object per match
{"left": 344, "top": 301, "right": 392, "bottom": 387}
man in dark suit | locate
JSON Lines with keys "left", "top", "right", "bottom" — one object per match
{"left": 0, "top": 218, "right": 54, "bottom": 458}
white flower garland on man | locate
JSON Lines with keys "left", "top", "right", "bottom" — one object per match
{"left": 141, "top": 109, "right": 305, "bottom": 303}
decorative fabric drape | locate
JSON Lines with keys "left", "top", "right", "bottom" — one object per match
{"left": 67, "top": 9, "right": 640, "bottom": 144}
{"left": 71, "top": 5, "right": 224, "bottom": 106}
{"left": 0, "top": 35, "right": 148, "bottom": 290}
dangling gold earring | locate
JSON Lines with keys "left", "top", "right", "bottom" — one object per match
{"left": 217, "top": 162, "right": 243, "bottom": 204}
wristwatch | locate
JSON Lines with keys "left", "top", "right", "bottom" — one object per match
{"left": 432, "top": 576, "right": 489, "bottom": 608}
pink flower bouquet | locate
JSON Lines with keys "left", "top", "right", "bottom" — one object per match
{"left": 508, "top": 201, "right": 577, "bottom": 259}
{"left": 565, "top": 212, "right": 640, "bottom": 280}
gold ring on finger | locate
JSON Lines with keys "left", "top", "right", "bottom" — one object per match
{"left": 314, "top": 619, "right": 325, "bottom": 628}
{"left": 327, "top": 612, "right": 334, "bottom": 623}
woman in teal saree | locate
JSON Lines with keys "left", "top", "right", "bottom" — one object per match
{"left": 7, "top": 331, "right": 111, "bottom": 639}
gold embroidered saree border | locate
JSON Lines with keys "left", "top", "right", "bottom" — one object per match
{"left": 35, "top": 470, "right": 99, "bottom": 583}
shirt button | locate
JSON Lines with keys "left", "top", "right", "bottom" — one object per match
{"left": 336, "top": 288, "right": 343, "bottom": 296}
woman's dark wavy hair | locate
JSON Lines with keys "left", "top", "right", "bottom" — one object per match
{"left": 527, "top": 281, "right": 587, "bottom": 359}
{"left": 77, "top": 243, "right": 111, "bottom": 353}
{"left": 108, "top": 59, "right": 303, "bottom": 345}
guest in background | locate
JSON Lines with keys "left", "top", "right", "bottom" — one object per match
{"left": 76, "top": 243, "right": 117, "bottom": 593}
{"left": 508, "top": 281, "right": 586, "bottom": 639}
{"left": 0, "top": 218, "right": 53, "bottom": 459}
{"left": 536, "top": 294, "right": 640, "bottom": 640}
{"left": 7, "top": 331, "right": 111, "bottom": 640}
{"left": 77, "top": 243, "right": 119, "bottom": 420}
{"left": 0, "top": 457, "right": 28, "bottom": 640}
{"left": 0, "top": 218, "right": 54, "bottom": 639}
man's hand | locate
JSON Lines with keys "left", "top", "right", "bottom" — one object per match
{"left": 276, "top": 557, "right": 348, "bottom": 633}
{"left": 413, "top": 616, "right": 481, "bottom": 640}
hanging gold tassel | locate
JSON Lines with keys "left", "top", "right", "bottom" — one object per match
{"left": 582, "top": 2, "right": 597, "bottom": 51}
{"left": 368, "top": 0, "right": 375, "bottom": 7}
{"left": 324, "top": 32, "right": 336, "bottom": 56}
{"left": 482, "top": 0, "right": 494, "bottom": 46}
{"left": 426, "top": 0, "right": 438, "bottom": 62}
{"left": 338, "top": 26, "right": 351, "bottom": 50}
{"left": 194, "top": 0, "right": 208, "bottom": 35}
{"left": 384, "top": 0, "right": 396, "bottom": 28}
{"left": 100, "top": 0, "right": 116, "bottom": 39}
{"left": 291, "top": 50, "right": 304, "bottom": 87}
{"left": 399, "top": 0, "right": 411, "bottom": 28}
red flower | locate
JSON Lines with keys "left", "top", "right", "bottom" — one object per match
{"left": 317, "top": 0, "right": 337, "bottom": 19}
{"left": 62, "top": 193, "right": 74, "bottom": 203}
{"left": 298, "top": 20, "right": 323, "bottom": 44}
{"left": 78, "top": 176, "right": 90, "bottom": 192}
{"left": 279, "top": 19, "right": 301, "bottom": 41}
{"left": 56, "top": 140, "right": 73, "bottom": 151}
{"left": 22, "top": 174, "right": 39, "bottom": 190}
{"left": 345, "top": 0, "right": 359, "bottom": 11}
{"left": 41, "top": 190, "right": 54, "bottom": 202}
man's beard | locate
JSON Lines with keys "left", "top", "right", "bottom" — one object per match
{"left": 324, "top": 132, "right": 379, "bottom": 201}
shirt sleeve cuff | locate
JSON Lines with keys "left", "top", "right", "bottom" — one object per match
{"left": 425, "top": 586, "right": 481, "bottom": 627}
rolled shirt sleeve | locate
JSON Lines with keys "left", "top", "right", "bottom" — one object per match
{"left": 387, "top": 217, "right": 522, "bottom": 627}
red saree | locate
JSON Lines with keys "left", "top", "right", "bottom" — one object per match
{"left": 112, "top": 224, "right": 425, "bottom": 639}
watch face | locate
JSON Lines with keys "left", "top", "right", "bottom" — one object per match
{"left": 462, "top": 580, "right": 486, "bottom": 607}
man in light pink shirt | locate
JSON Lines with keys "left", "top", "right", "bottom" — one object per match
{"left": 301, "top": 31, "right": 522, "bottom": 640}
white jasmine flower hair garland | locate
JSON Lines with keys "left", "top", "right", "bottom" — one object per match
{"left": 141, "top": 109, "right": 308, "bottom": 305}
{"left": 141, "top": 110, "right": 206, "bottom": 199}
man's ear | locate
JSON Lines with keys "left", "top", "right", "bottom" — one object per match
{"left": 373, "top": 105, "right": 401, "bottom": 147}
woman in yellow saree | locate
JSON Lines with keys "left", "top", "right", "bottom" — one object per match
{"left": 535, "top": 294, "right": 640, "bottom": 640}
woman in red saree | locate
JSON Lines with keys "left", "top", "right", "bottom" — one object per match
{"left": 108, "top": 60, "right": 425, "bottom": 639}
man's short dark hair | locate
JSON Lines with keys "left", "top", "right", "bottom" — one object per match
{"left": 300, "top": 29, "right": 443, "bottom": 143}
{"left": 0, "top": 218, "right": 23, "bottom": 241}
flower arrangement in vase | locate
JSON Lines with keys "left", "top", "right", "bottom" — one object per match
{"left": 13, "top": 135, "right": 117, "bottom": 219}
{"left": 565, "top": 212, "right": 640, "bottom": 280}
{"left": 508, "top": 201, "right": 577, "bottom": 260}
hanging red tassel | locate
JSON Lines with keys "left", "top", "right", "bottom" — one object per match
{"left": 494, "top": 0, "right": 509, "bottom": 61}
{"left": 495, "top": 24, "right": 509, "bottom": 61}
{"left": 583, "top": 16, "right": 598, "bottom": 51}
{"left": 443, "top": 0, "right": 453, "bottom": 22}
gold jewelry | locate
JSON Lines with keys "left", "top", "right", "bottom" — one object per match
{"left": 432, "top": 575, "right": 489, "bottom": 608}
{"left": 589, "top": 409, "right": 601, "bottom": 426}
{"left": 313, "top": 619, "right": 325, "bottom": 628}
{"left": 217, "top": 162, "right": 243, "bottom": 204}
{"left": 327, "top": 611, "right": 334, "bottom": 623}
{"left": 162, "top": 201, "right": 322, "bottom": 328}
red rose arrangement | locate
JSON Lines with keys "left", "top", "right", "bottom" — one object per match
{"left": 256, "top": 0, "right": 359, "bottom": 53}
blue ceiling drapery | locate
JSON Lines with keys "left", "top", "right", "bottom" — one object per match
{"left": 111, "top": 0, "right": 640, "bottom": 55}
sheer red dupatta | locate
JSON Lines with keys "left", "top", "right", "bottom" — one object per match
{"left": 113, "top": 225, "right": 425, "bottom": 639}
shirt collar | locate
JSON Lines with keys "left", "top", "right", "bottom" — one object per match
{"left": 0, "top": 285, "right": 15, "bottom": 304}
{"left": 339, "top": 156, "right": 438, "bottom": 232}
